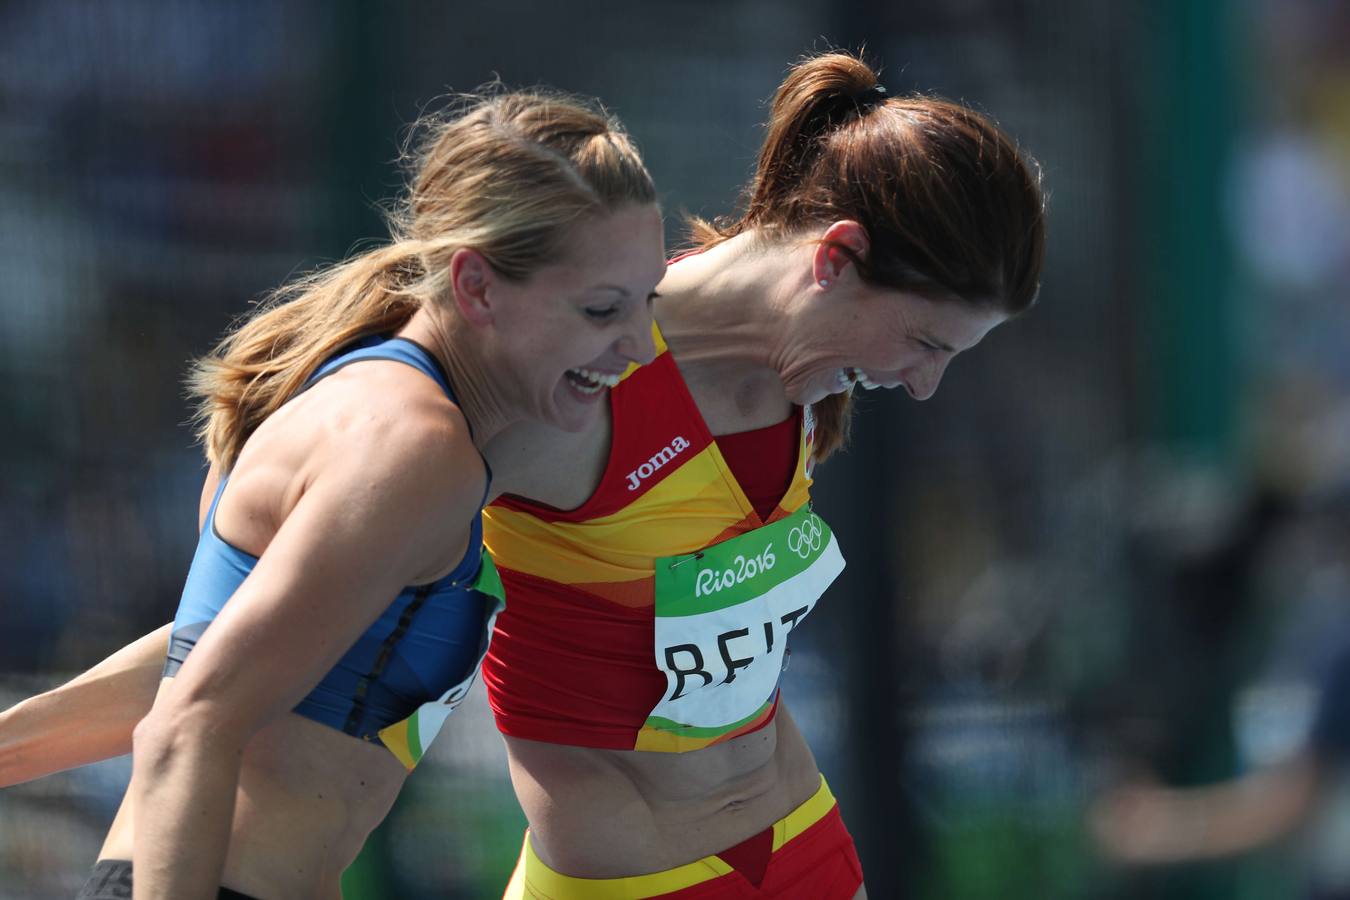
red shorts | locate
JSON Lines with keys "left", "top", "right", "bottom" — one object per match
{"left": 501, "top": 776, "right": 864, "bottom": 899}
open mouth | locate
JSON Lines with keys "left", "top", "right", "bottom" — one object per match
{"left": 565, "top": 367, "right": 622, "bottom": 396}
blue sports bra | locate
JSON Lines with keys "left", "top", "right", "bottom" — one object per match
{"left": 164, "top": 336, "right": 505, "bottom": 769}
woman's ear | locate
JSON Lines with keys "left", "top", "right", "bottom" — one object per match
{"left": 449, "top": 248, "right": 496, "bottom": 326}
{"left": 811, "top": 220, "right": 870, "bottom": 288}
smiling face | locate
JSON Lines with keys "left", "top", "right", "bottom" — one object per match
{"left": 485, "top": 203, "right": 667, "bottom": 432}
{"left": 786, "top": 285, "right": 1008, "bottom": 407}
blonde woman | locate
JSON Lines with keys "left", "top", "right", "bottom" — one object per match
{"left": 61, "top": 89, "right": 664, "bottom": 899}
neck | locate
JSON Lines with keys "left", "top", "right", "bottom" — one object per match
{"left": 398, "top": 307, "right": 515, "bottom": 449}
{"left": 658, "top": 231, "right": 820, "bottom": 416}
{"left": 658, "top": 231, "right": 799, "bottom": 378}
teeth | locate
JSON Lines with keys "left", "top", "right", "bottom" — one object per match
{"left": 567, "top": 367, "right": 621, "bottom": 395}
{"left": 846, "top": 367, "right": 883, "bottom": 391}
{"left": 572, "top": 367, "right": 621, "bottom": 387}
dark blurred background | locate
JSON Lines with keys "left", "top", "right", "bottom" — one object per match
{"left": 3, "top": 1, "right": 1349, "bottom": 898}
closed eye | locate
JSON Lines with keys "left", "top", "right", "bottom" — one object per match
{"left": 584, "top": 304, "right": 621, "bottom": 321}
{"left": 916, "top": 336, "right": 953, "bottom": 353}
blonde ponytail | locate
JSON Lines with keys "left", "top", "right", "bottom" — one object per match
{"left": 188, "top": 244, "right": 425, "bottom": 468}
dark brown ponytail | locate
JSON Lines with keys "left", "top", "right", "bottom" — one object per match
{"left": 693, "top": 51, "right": 1046, "bottom": 462}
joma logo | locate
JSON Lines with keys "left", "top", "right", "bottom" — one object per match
{"left": 626, "top": 436, "right": 691, "bottom": 491}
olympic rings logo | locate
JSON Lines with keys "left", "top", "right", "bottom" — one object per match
{"left": 787, "top": 514, "right": 824, "bottom": 559}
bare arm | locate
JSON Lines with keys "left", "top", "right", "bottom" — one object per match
{"left": 0, "top": 470, "right": 222, "bottom": 788}
{"left": 129, "top": 405, "right": 482, "bottom": 900}
{"left": 0, "top": 623, "right": 171, "bottom": 787}
{"left": 1090, "top": 753, "right": 1321, "bottom": 864}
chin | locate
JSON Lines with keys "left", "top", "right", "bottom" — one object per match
{"left": 547, "top": 387, "right": 606, "bottom": 432}
{"left": 789, "top": 384, "right": 833, "bottom": 407}
{"left": 784, "top": 372, "right": 845, "bottom": 407}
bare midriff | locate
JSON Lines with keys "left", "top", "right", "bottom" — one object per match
{"left": 502, "top": 703, "right": 820, "bottom": 878}
{"left": 98, "top": 681, "right": 407, "bottom": 900}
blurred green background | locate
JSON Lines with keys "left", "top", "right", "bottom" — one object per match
{"left": 3, "top": 1, "right": 1349, "bottom": 897}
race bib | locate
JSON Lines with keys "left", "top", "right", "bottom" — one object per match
{"left": 643, "top": 505, "right": 844, "bottom": 744}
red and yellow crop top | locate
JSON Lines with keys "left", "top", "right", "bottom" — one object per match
{"left": 481, "top": 325, "right": 829, "bottom": 752}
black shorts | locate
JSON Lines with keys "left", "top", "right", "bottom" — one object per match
{"left": 76, "top": 860, "right": 259, "bottom": 900}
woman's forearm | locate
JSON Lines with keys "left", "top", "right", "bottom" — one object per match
{"left": 131, "top": 709, "right": 243, "bottom": 900}
{"left": 0, "top": 623, "right": 171, "bottom": 786}
{"left": 1091, "top": 754, "right": 1320, "bottom": 863}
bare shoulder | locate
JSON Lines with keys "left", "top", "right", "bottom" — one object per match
{"left": 276, "top": 362, "right": 487, "bottom": 582}
{"left": 315, "top": 360, "right": 486, "bottom": 508}
{"left": 212, "top": 359, "right": 484, "bottom": 579}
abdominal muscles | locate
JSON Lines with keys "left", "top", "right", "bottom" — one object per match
{"left": 100, "top": 710, "right": 407, "bottom": 899}
{"left": 504, "top": 704, "right": 821, "bottom": 878}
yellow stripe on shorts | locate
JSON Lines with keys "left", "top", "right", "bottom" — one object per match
{"left": 503, "top": 775, "right": 836, "bottom": 899}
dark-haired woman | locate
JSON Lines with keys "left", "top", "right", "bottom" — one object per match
{"left": 484, "top": 54, "right": 1042, "bottom": 900}
{"left": 1, "top": 52, "right": 1044, "bottom": 900}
